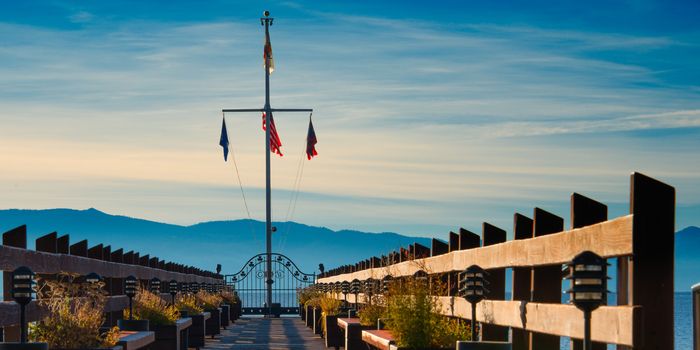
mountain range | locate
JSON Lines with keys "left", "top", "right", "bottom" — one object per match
{"left": 0, "top": 209, "right": 697, "bottom": 291}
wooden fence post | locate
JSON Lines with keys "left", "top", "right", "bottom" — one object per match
{"left": 481, "top": 222, "right": 508, "bottom": 342}
{"left": 529, "top": 208, "right": 563, "bottom": 350}
{"left": 512, "top": 213, "right": 533, "bottom": 350}
{"left": 629, "top": 172, "right": 675, "bottom": 350}
{"left": 3, "top": 225, "right": 27, "bottom": 342}
{"left": 570, "top": 193, "right": 607, "bottom": 350}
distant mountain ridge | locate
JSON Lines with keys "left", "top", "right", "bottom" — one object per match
{"left": 0, "top": 209, "right": 697, "bottom": 291}
{"left": 0, "top": 208, "right": 432, "bottom": 276}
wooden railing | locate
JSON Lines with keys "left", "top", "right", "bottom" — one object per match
{"left": 0, "top": 224, "right": 222, "bottom": 340}
{"left": 317, "top": 172, "right": 675, "bottom": 350}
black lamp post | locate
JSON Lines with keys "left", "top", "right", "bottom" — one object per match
{"left": 149, "top": 277, "right": 161, "bottom": 295}
{"left": 364, "top": 278, "right": 377, "bottom": 305}
{"left": 566, "top": 251, "right": 608, "bottom": 350}
{"left": 12, "top": 266, "right": 35, "bottom": 343}
{"left": 124, "top": 275, "right": 138, "bottom": 320}
{"left": 190, "top": 282, "right": 199, "bottom": 294}
{"left": 341, "top": 281, "right": 350, "bottom": 303}
{"left": 169, "top": 279, "right": 178, "bottom": 304}
{"left": 459, "top": 265, "right": 489, "bottom": 341}
{"left": 381, "top": 275, "right": 393, "bottom": 294}
{"left": 350, "top": 279, "right": 360, "bottom": 309}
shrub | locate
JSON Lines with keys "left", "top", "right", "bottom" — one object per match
{"left": 195, "top": 291, "right": 223, "bottom": 310}
{"left": 319, "top": 294, "right": 342, "bottom": 316}
{"left": 29, "top": 273, "right": 120, "bottom": 349}
{"left": 176, "top": 293, "right": 204, "bottom": 314}
{"left": 125, "top": 287, "right": 179, "bottom": 326}
{"left": 385, "top": 276, "right": 470, "bottom": 348}
{"left": 297, "top": 287, "right": 318, "bottom": 305}
{"left": 220, "top": 290, "right": 240, "bottom": 305}
{"left": 358, "top": 303, "right": 385, "bottom": 327}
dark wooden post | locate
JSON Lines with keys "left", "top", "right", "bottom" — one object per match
{"left": 70, "top": 239, "right": 88, "bottom": 257}
{"left": 448, "top": 231, "right": 459, "bottom": 252}
{"left": 413, "top": 243, "right": 430, "bottom": 259}
{"left": 35, "top": 232, "right": 57, "bottom": 253}
{"left": 3, "top": 225, "right": 27, "bottom": 341}
{"left": 512, "top": 213, "right": 533, "bottom": 350}
{"left": 88, "top": 244, "right": 104, "bottom": 260}
{"left": 529, "top": 208, "right": 564, "bottom": 350}
{"left": 57, "top": 234, "right": 69, "bottom": 254}
{"left": 570, "top": 193, "right": 607, "bottom": 350}
{"left": 628, "top": 173, "right": 675, "bottom": 350}
{"left": 452, "top": 228, "right": 481, "bottom": 296}
{"left": 431, "top": 238, "right": 448, "bottom": 256}
{"left": 482, "top": 222, "right": 508, "bottom": 341}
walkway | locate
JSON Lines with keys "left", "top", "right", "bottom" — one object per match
{"left": 202, "top": 317, "right": 327, "bottom": 350}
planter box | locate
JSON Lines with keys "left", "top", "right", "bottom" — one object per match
{"left": 300, "top": 304, "right": 305, "bottom": 321}
{"left": 187, "top": 312, "right": 210, "bottom": 349}
{"left": 220, "top": 305, "right": 230, "bottom": 328}
{"left": 50, "top": 347, "right": 122, "bottom": 350}
{"left": 149, "top": 318, "right": 192, "bottom": 350}
{"left": 312, "top": 307, "right": 323, "bottom": 336}
{"left": 118, "top": 319, "right": 150, "bottom": 331}
{"left": 455, "top": 341, "right": 511, "bottom": 350}
{"left": 305, "top": 305, "right": 313, "bottom": 328}
{"left": 338, "top": 318, "right": 373, "bottom": 350}
{"left": 324, "top": 315, "right": 343, "bottom": 349}
{"left": 204, "top": 308, "right": 221, "bottom": 338}
{"left": 0, "top": 344, "right": 49, "bottom": 350}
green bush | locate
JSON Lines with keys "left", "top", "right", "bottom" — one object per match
{"left": 358, "top": 303, "right": 385, "bottom": 327}
{"left": 126, "top": 287, "right": 179, "bottom": 326}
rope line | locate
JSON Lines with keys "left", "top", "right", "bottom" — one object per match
{"left": 223, "top": 113, "right": 258, "bottom": 245}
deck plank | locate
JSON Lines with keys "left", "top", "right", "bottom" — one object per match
{"left": 202, "top": 317, "right": 326, "bottom": 349}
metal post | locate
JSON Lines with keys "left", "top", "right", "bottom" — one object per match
{"left": 584, "top": 311, "right": 592, "bottom": 350}
{"left": 20, "top": 305, "right": 26, "bottom": 343}
{"left": 694, "top": 283, "right": 700, "bottom": 350}
{"left": 263, "top": 13, "right": 273, "bottom": 318}
{"left": 471, "top": 303, "right": 477, "bottom": 341}
{"left": 129, "top": 298, "right": 133, "bottom": 320}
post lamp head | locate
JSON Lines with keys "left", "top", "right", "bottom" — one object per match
{"left": 566, "top": 251, "right": 609, "bottom": 313}
{"left": 341, "top": 281, "right": 350, "bottom": 295}
{"left": 350, "top": 279, "right": 361, "bottom": 295}
{"left": 459, "top": 265, "right": 490, "bottom": 304}
{"left": 12, "top": 266, "right": 35, "bottom": 306}
{"left": 201, "top": 282, "right": 207, "bottom": 292}
{"left": 381, "top": 275, "right": 393, "bottom": 294}
{"left": 150, "top": 277, "right": 161, "bottom": 294}
{"left": 190, "top": 282, "right": 199, "bottom": 293}
{"left": 85, "top": 272, "right": 102, "bottom": 284}
{"left": 364, "top": 278, "right": 377, "bottom": 296}
{"left": 179, "top": 282, "right": 188, "bottom": 293}
{"left": 169, "top": 280, "right": 178, "bottom": 295}
{"left": 124, "top": 275, "right": 138, "bottom": 298}
{"left": 216, "top": 264, "right": 222, "bottom": 275}
{"left": 264, "top": 10, "right": 270, "bottom": 17}
{"left": 334, "top": 281, "right": 341, "bottom": 293}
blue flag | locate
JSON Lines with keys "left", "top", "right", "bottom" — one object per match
{"left": 219, "top": 117, "right": 229, "bottom": 161}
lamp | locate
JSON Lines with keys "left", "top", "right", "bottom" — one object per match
{"left": 169, "top": 279, "right": 178, "bottom": 304}
{"left": 381, "top": 275, "right": 393, "bottom": 294}
{"left": 85, "top": 272, "right": 102, "bottom": 285}
{"left": 190, "top": 282, "right": 199, "bottom": 294}
{"left": 364, "top": 278, "right": 377, "bottom": 305}
{"left": 12, "top": 266, "right": 35, "bottom": 343}
{"left": 341, "top": 281, "right": 350, "bottom": 303}
{"left": 124, "top": 275, "right": 138, "bottom": 320}
{"left": 566, "top": 251, "right": 609, "bottom": 350}
{"left": 459, "top": 265, "right": 489, "bottom": 341}
{"left": 149, "top": 277, "right": 161, "bottom": 294}
{"left": 350, "top": 279, "right": 361, "bottom": 309}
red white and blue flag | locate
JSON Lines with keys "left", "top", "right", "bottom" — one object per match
{"left": 262, "top": 112, "right": 283, "bottom": 156}
{"left": 306, "top": 117, "right": 318, "bottom": 160}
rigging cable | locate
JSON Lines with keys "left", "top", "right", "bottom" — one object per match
{"left": 223, "top": 113, "right": 259, "bottom": 245}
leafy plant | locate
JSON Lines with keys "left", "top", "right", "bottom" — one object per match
{"left": 29, "top": 273, "right": 120, "bottom": 349}
{"left": 125, "top": 287, "right": 179, "bottom": 326}
{"left": 297, "top": 287, "right": 319, "bottom": 305}
{"left": 358, "top": 303, "right": 385, "bottom": 327}
{"left": 220, "top": 290, "right": 240, "bottom": 305}
{"left": 385, "top": 275, "right": 470, "bottom": 348}
{"left": 195, "top": 290, "right": 223, "bottom": 310}
{"left": 319, "top": 294, "right": 342, "bottom": 316}
{"left": 176, "top": 293, "right": 204, "bottom": 314}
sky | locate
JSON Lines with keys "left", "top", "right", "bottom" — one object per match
{"left": 1, "top": 0, "right": 699, "bottom": 240}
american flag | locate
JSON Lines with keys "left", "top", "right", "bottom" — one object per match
{"left": 306, "top": 118, "right": 318, "bottom": 160}
{"left": 263, "top": 30, "right": 274, "bottom": 74}
{"left": 262, "top": 112, "right": 283, "bottom": 156}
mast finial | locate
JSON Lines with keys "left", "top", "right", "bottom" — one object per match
{"left": 260, "top": 10, "right": 274, "bottom": 26}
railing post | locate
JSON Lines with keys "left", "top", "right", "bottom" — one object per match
{"left": 529, "top": 208, "right": 563, "bottom": 350}
{"left": 3, "top": 225, "right": 27, "bottom": 342}
{"left": 570, "top": 193, "right": 607, "bottom": 350}
{"left": 512, "top": 213, "right": 533, "bottom": 350}
{"left": 629, "top": 173, "right": 675, "bottom": 350}
{"left": 481, "top": 222, "right": 508, "bottom": 342}
{"left": 694, "top": 283, "right": 700, "bottom": 350}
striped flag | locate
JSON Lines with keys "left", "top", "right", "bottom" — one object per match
{"left": 262, "top": 112, "right": 283, "bottom": 156}
{"left": 306, "top": 117, "right": 318, "bottom": 160}
{"left": 263, "top": 30, "right": 274, "bottom": 74}
{"left": 219, "top": 117, "right": 229, "bottom": 161}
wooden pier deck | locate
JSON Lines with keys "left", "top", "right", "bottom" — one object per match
{"left": 203, "top": 317, "right": 326, "bottom": 350}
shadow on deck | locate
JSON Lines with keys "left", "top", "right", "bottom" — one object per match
{"left": 203, "top": 317, "right": 326, "bottom": 350}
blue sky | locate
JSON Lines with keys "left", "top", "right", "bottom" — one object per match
{"left": 0, "top": 0, "right": 699, "bottom": 239}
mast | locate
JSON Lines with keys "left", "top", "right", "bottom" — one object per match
{"left": 262, "top": 11, "right": 273, "bottom": 316}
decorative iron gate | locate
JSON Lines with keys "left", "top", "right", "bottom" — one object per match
{"left": 224, "top": 253, "right": 315, "bottom": 315}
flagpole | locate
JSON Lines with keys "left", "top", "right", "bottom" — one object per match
{"left": 262, "top": 11, "right": 274, "bottom": 317}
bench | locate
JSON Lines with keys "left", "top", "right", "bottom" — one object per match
{"left": 117, "top": 330, "right": 155, "bottom": 350}
{"left": 188, "top": 312, "right": 211, "bottom": 350}
{"left": 362, "top": 329, "right": 395, "bottom": 350}
{"left": 149, "top": 317, "right": 193, "bottom": 350}
{"left": 338, "top": 318, "right": 369, "bottom": 350}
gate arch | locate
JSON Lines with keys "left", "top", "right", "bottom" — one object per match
{"left": 224, "top": 253, "right": 315, "bottom": 315}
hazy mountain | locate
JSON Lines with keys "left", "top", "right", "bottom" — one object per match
{"left": 0, "top": 208, "right": 431, "bottom": 276}
{"left": 0, "top": 209, "right": 697, "bottom": 291}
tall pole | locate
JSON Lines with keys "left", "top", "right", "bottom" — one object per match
{"left": 263, "top": 13, "right": 273, "bottom": 317}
